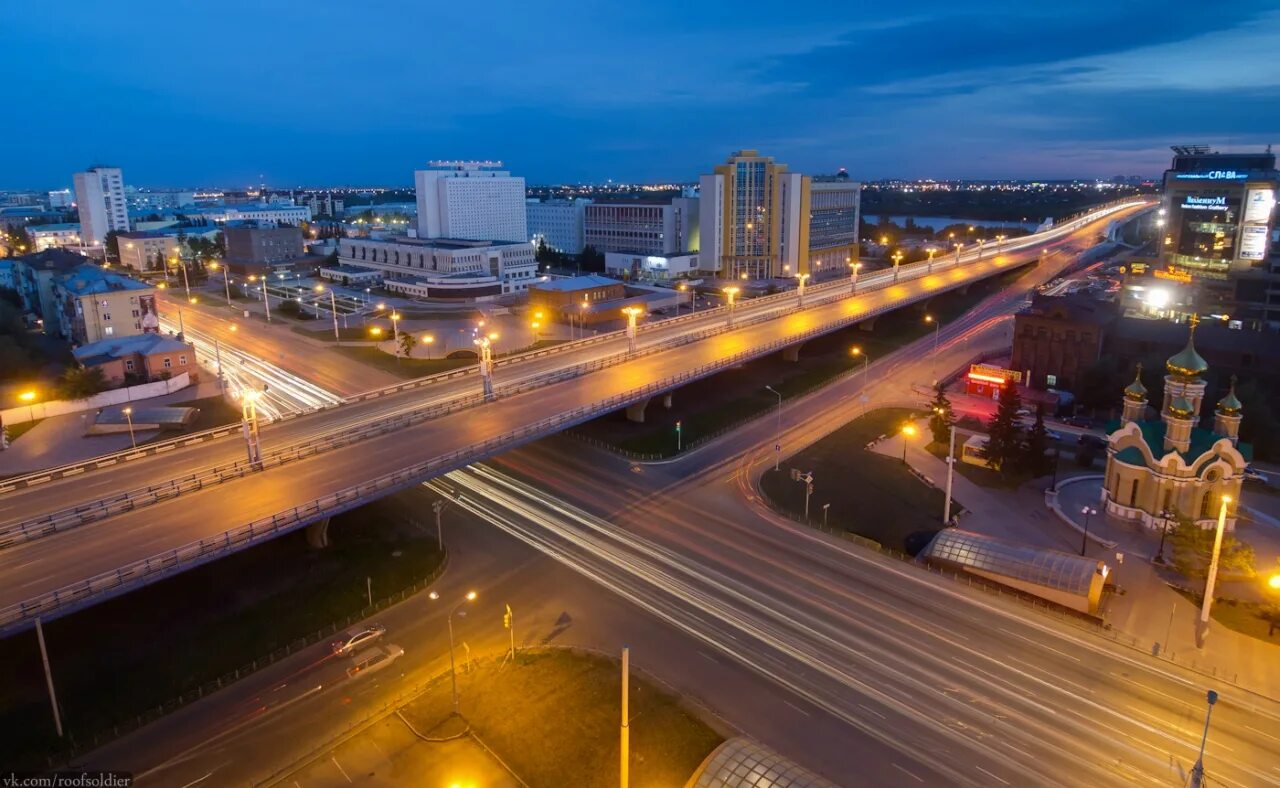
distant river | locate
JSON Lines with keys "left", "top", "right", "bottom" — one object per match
{"left": 865, "top": 215, "right": 1041, "bottom": 232}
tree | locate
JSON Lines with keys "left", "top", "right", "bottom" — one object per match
{"left": 578, "top": 245, "right": 605, "bottom": 273}
{"left": 151, "top": 251, "right": 165, "bottom": 272}
{"left": 58, "top": 366, "right": 108, "bottom": 399}
{"left": 7, "top": 225, "right": 32, "bottom": 254}
{"left": 927, "top": 383, "right": 955, "bottom": 446}
{"left": 104, "top": 230, "right": 122, "bottom": 263}
{"left": 1022, "top": 404, "right": 1052, "bottom": 476}
{"left": 983, "top": 383, "right": 1023, "bottom": 472}
{"left": 399, "top": 330, "right": 415, "bottom": 357}
{"left": 1169, "top": 515, "right": 1256, "bottom": 580}
{"left": 535, "top": 237, "right": 552, "bottom": 264}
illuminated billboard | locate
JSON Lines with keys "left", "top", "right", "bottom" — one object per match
{"left": 1244, "top": 188, "right": 1276, "bottom": 223}
{"left": 1240, "top": 225, "right": 1269, "bottom": 261}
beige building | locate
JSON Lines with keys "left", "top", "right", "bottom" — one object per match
{"left": 118, "top": 231, "right": 182, "bottom": 272}
{"left": 1103, "top": 318, "right": 1248, "bottom": 532}
{"left": 50, "top": 263, "right": 160, "bottom": 344}
{"left": 699, "top": 150, "right": 810, "bottom": 280}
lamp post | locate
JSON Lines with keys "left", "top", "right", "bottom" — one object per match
{"left": 765, "top": 384, "right": 782, "bottom": 471}
{"left": 677, "top": 283, "right": 693, "bottom": 314}
{"left": 924, "top": 314, "right": 941, "bottom": 383}
{"left": 996, "top": 234, "right": 1006, "bottom": 253}
{"left": 891, "top": 251, "right": 904, "bottom": 283}
{"left": 18, "top": 390, "right": 37, "bottom": 423}
{"left": 926, "top": 247, "right": 937, "bottom": 273}
{"left": 1080, "top": 506, "right": 1097, "bottom": 555}
{"left": 675, "top": 420, "right": 682, "bottom": 452}
{"left": 240, "top": 388, "right": 263, "bottom": 466}
{"left": 176, "top": 255, "right": 191, "bottom": 301}
{"left": 795, "top": 272, "right": 810, "bottom": 306}
{"left": 851, "top": 346, "right": 869, "bottom": 391}
{"left": 423, "top": 335, "right": 435, "bottom": 360}
{"left": 475, "top": 333, "right": 497, "bottom": 401}
{"left": 315, "top": 285, "right": 341, "bottom": 346}
{"left": 390, "top": 311, "right": 402, "bottom": 363}
{"left": 976, "top": 239, "right": 985, "bottom": 261}
{"left": 210, "top": 261, "right": 231, "bottom": 306}
{"left": 941, "top": 420, "right": 956, "bottom": 525}
{"left": 622, "top": 306, "right": 642, "bottom": 354}
{"left": 1189, "top": 689, "right": 1219, "bottom": 788}
{"left": 429, "top": 590, "right": 477, "bottom": 715}
{"left": 723, "top": 286, "right": 740, "bottom": 328}
{"left": 900, "top": 423, "right": 917, "bottom": 464}
{"left": 848, "top": 260, "right": 861, "bottom": 293}
{"left": 954, "top": 242, "right": 964, "bottom": 264}
{"left": 1200, "top": 495, "right": 1232, "bottom": 626}
{"left": 122, "top": 406, "right": 136, "bottom": 448}
{"left": 1155, "top": 508, "right": 1174, "bottom": 563}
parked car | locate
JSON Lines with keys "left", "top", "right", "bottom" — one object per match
{"left": 331, "top": 623, "right": 387, "bottom": 656}
{"left": 1243, "top": 467, "right": 1268, "bottom": 483}
{"left": 1045, "top": 429, "right": 1064, "bottom": 441}
{"left": 1062, "top": 416, "right": 1092, "bottom": 428}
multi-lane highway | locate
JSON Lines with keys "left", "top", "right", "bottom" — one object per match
{"left": 0, "top": 201, "right": 1151, "bottom": 631}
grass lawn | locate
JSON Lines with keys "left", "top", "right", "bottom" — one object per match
{"left": 760, "top": 408, "right": 947, "bottom": 553}
{"left": 3, "top": 417, "right": 44, "bottom": 443}
{"left": 400, "top": 649, "right": 723, "bottom": 788}
{"left": 576, "top": 265, "right": 1033, "bottom": 459}
{"left": 291, "top": 324, "right": 388, "bottom": 342}
{"left": 0, "top": 494, "right": 445, "bottom": 766}
{"left": 926, "top": 442, "right": 1023, "bottom": 490}
{"left": 1172, "top": 588, "right": 1280, "bottom": 645}
{"left": 336, "top": 340, "right": 571, "bottom": 379}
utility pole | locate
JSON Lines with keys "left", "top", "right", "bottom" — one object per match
{"left": 620, "top": 646, "right": 630, "bottom": 788}
{"left": 1200, "top": 496, "right": 1231, "bottom": 626}
{"left": 943, "top": 424, "right": 956, "bottom": 525}
{"left": 432, "top": 499, "right": 446, "bottom": 551}
{"left": 1189, "top": 689, "right": 1219, "bottom": 787}
{"left": 504, "top": 604, "right": 515, "bottom": 661}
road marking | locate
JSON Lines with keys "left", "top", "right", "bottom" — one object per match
{"left": 858, "top": 703, "right": 886, "bottom": 720}
{"left": 697, "top": 650, "right": 717, "bottom": 663}
{"left": 330, "top": 756, "right": 352, "bottom": 783}
{"left": 998, "top": 627, "right": 1079, "bottom": 661}
{"left": 975, "top": 765, "right": 1011, "bottom": 785}
{"left": 891, "top": 763, "right": 925, "bottom": 783}
{"left": 180, "top": 771, "right": 217, "bottom": 788}
{"left": 1247, "top": 725, "right": 1280, "bottom": 745}
{"left": 782, "top": 699, "right": 810, "bottom": 717}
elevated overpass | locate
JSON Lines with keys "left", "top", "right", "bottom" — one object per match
{"left": 0, "top": 200, "right": 1151, "bottom": 632}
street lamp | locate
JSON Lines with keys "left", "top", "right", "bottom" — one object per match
{"left": 429, "top": 589, "right": 478, "bottom": 715}
{"left": 315, "top": 284, "right": 341, "bottom": 346}
{"left": 1200, "top": 495, "right": 1232, "bottom": 626}
{"left": 723, "top": 286, "right": 740, "bottom": 328}
{"left": 239, "top": 388, "right": 264, "bottom": 466}
{"left": 926, "top": 247, "right": 937, "bottom": 273}
{"left": 1080, "top": 506, "right": 1097, "bottom": 555}
{"left": 621, "top": 306, "right": 642, "bottom": 354}
{"left": 765, "top": 385, "right": 783, "bottom": 471}
{"left": 954, "top": 242, "right": 964, "bottom": 264}
{"left": 422, "top": 334, "right": 435, "bottom": 359}
{"left": 390, "top": 311, "right": 402, "bottom": 363}
{"left": 891, "top": 251, "right": 904, "bottom": 283}
{"left": 795, "top": 272, "right": 810, "bottom": 306}
{"left": 677, "top": 282, "right": 694, "bottom": 314}
{"left": 900, "top": 423, "right": 917, "bottom": 464}
{"left": 18, "top": 390, "right": 37, "bottom": 423}
{"left": 209, "top": 261, "right": 232, "bottom": 306}
{"left": 474, "top": 333, "right": 497, "bottom": 400}
{"left": 847, "top": 259, "right": 861, "bottom": 293}
{"left": 850, "top": 346, "right": 869, "bottom": 390}
{"left": 122, "top": 406, "right": 136, "bottom": 448}
{"left": 1189, "top": 689, "right": 1220, "bottom": 788}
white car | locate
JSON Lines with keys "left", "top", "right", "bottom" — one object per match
{"left": 330, "top": 623, "right": 387, "bottom": 656}
{"left": 346, "top": 644, "right": 405, "bottom": 678}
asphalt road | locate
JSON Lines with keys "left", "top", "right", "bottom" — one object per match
{"left": 0, "top": 204, "right": 1152, "bottom": 622}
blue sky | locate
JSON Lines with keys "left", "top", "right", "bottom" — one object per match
{"left": 3, "top": 1, "right": 1278, "bottom": 188}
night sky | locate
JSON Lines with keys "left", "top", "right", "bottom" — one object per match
{"left": 3, "top": 1, "right": 1277, "bottom": 188}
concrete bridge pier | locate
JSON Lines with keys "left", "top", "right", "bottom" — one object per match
{"left": 307, "top": 517, "right": 330, "bottom": 549}
{"left": 625, "top": 398, "right": 651, "bottom": 423}
{"left": 782, "top": 343, "right": 804, "bottom": 363}
{"left": 661, "top": 392, "right": 674, "bottom": 409}
{"left": 858, "top": 317, "right": 878, "bottom": 332}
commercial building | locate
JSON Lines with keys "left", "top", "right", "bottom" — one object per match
{"left": 195, "top": 203, "right": 312, "bottom": 226}
{"left": 126, "top": 188, "right": 196, "bottom": 211}
{"left": 807, "top": 176, "right": 862, "bottom": 280}
{"left": 604, "top": 251, "right": 699, "bottom": 280}
{"left": 1011, "top": 294, "right": 1115, "bottom": 391}
{"left": 583, "top": 197, "right": 699, "bottom": 256}
{"left": 699, "top": 150, "right": 808, "bottom": 280}
{"left": 299, "top": 192, "right": 345, "bottom": 218}
{"left": 224, "top": 224, "right": 305, "bottom": 275}
{"left": 414, "top": 161, "right": 527, "bottom": 243}
{"left": 526, "top": 198, "right": 589, "bottom": 254}
{"left": 73, "top": 166, "right": 129, "bottom": 247}
{"left": 47, "top": 189, "right": 73, "bottom": 209}
{"left": 962, "top": 363, "right": 1023, "bottom": 400}
{"left": 29, "top": 223, "right": 82, "bottom": 251}
{"left": 337, "top": 236, "right": 537, "bottom": 299}
{"left": 528, "top": 275, "right": 641, "bottom": 326}
{"left": 1159, "top": 146, "right": 1279, "bottom": 328}
{"left": 1103, "top": 319, "right": 1249, "bottom": 532}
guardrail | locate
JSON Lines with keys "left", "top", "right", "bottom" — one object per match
{"left": 0, "top": 233, "right": 1050, "bottom": 550}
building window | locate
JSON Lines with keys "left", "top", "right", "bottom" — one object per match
{"left": 163, "top": 357, "right": 172, "bottom": 368}
{"left": 104, "top": 326, "right": 114, "bottom": 336}
{"left": 125, "top": 359, "right": 135, "bottom": 371}
{"left": 179, "top": 355, "right": 188, "bottom": 365}
{"left": 1129, "top": 479, "right": 1139, "bottom": 506}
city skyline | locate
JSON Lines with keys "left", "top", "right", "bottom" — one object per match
{"left": 3, "top": 1, "right": 1278, "bottom": 189}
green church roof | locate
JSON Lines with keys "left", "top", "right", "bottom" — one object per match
{"left": 1166, "top": 319, "right": 1208, "bottom": 380}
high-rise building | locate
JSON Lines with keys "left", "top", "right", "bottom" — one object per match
{"left": 527, "top": 198, "right": 590, "bottom": 254}
{"left": 73, "top": 167, "right": 129, "bottom": 248}
{"left": 807, "top": 175, "right": 862, "bottom": 279}
{"left": 583, "top": 197, "right": 698, "bottom": 256}
{"left": 1159, "top": 146, "right": 1279, "bottom": 328}
{"left": 699, "top": 150, "right": 808, "bottom": 280}
{"left": 414, "top": 161, "right": 527, "bottom": 243}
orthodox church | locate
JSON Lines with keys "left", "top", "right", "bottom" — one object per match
{"left": 1102, "top": 317, "right": 1250, "bottom": 531}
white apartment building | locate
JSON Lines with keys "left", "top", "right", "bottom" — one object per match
{"left": 338, "top": 236, "right": 538, "bottom": 299}
{"left": 526, "top": 198, "right": 589, "bottom": 254}
{"left": 194, "top": 203, "right": 312, "bottom": 226}
{"left": 415, "top": 161, "right": 527, "bottom": 243}
{"left": 583, "top": 197, "right": 699, "bottom": 255}
{"left": 48, "top": 189, "right": 73, "bottom": 209}
{"left": 126, "top": 188, "right": 196, "bottom": 211}
{"left": 73, "top": 166, "right": 129, "bottom": 247}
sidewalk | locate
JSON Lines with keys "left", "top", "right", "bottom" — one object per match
{"left": 881, "top": 421, "right": 1280, "bottom": 699}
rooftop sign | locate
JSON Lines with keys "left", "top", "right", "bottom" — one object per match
{"left": 1173, "top": 170, "right": 1250, "bottom": 181}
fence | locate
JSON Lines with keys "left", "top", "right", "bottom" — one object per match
{"left": 0, "top": 373, "right": 192, "bottom": 426}
{"left": 49, "top": 554, "right": 449, "bottom": 767}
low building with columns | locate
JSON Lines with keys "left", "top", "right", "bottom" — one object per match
{"left": 1102, "top": 319, "right": 1250, "bottom": 531}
